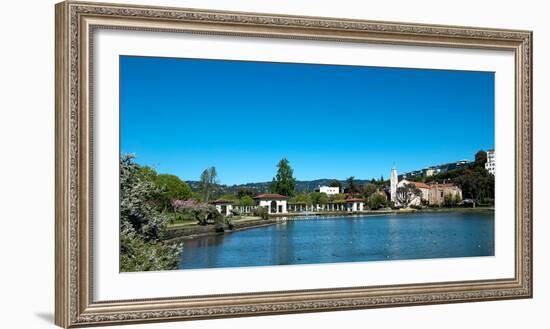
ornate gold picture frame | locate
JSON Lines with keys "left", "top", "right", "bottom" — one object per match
{"left": 55, "top": 1, "right": 532, "bottom": 327}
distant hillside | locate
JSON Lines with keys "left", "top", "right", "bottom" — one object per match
{"left": 186, "top": 178, "right": 377, "bottom": 195}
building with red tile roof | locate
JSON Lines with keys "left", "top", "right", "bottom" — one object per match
{"left": 254, "top": 194, "right": 288, "bottom": 213}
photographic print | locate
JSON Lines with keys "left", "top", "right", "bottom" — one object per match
{"left": 55, "top": 3, "right": 532, "bottom": 326}
{"left": 119, "top": 56, "right": 495, "bottom": 272}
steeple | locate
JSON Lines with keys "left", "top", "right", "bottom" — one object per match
{"left": 390, "top": 166, "right": 398, "bottom": 203}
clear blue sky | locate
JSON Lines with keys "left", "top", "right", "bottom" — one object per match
{"left": 120, "top": 55, "right": 494, "bottom": 185}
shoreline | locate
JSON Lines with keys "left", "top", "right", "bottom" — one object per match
{"left": 273, "top": 207, "right": 494, "bottom": 219}
{"left": 165, "top": 218, "right": 279, "bottom": 242}
{"left": 164, "top": 207, "right": 494, "bottom": 242}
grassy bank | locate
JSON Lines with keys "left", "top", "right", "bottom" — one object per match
{"left": 165, "top": 216, "right": 276, "bottom": 241}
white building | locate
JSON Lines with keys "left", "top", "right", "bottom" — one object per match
{"left": 396, "top": 180, "right": 428, "bottom": 206}
{"left": 315, "top": 185, "right": 340, "bottom": 195}
{"left": 390, "top": 166, "right": 398, "bottom": 203}
{"left": 345, "top": 198, "right": 365, "bottom": 212}
{"left": 254, "top": 193, "right": 288, "bottom": 214}
{"left": 212, "top": 199, "right": 234, "bottom": 216}
{"left": 485, "top": 149, "right": 495, "bottom": 175}
{"left": 422, "top": 167, "right": 440, "bottom": 177}
{"left": 390, "top": 167, "right": 462, "bottom": 207}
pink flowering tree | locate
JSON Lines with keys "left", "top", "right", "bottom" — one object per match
{"left": 171, "top": 199, "right": 222, "bottom": 225}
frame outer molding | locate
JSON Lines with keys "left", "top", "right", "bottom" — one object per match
{"left": 55, "top": 1, "right": 533, "bottom": 327}
{"left": 55, "top": 2, "right": 70, "bottom": 327}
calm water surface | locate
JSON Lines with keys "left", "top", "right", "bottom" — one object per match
{"left": 178, "top": 211, "right": 494, "bottom": 270}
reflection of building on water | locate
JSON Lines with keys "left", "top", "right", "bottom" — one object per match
{"left": 390, "top": 166, "right": 462, "bottom": 207}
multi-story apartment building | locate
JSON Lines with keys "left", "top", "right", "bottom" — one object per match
{"left": 485, "top": 149, "right": 495, "bottom": 175}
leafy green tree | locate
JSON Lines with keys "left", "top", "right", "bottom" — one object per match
{"left": 119, "top": 155, "right": 181, "bottom": 272}
{"left": 368, "top": 192, "right": 387, "bottom": 210}
{"left": 454, "top": 167, "right": 494, "bottom": 203}
{"left": 475, "top": 150, "right": 488, "bottom": 168}
{"left": 310, "top": 192, "right": 328, "bottom": 205}
{"left": 290, "top": 193, "right": 312, "bottom": 204}
{"left": 200, "top": 166, "right": 218, "bottom": 202}
{"left": 140, "top": 165, "right": 158, "bottom": 181}
{"left": 329, "top": 180, "right": 342, "bottom": 189}
{"left": 154, "top": 174, "right": 192, "bottom": 210}
{"left": 190, "top": 191, "right": 203, "bottom": 200}
{"left": 218, "top": 193, "right": 238, "bottom": 201}
{"left": 270, "top": 158, "right": 296, "bottom": 196}
{"left": 363, "top": 183, "right": 378, "bottom": 199}
{"left": 239, "top": 195, "right": 255, "bottom": 207}
{"left": 329, "top": 193, "right": 346, "bottom": 202}
{"left": 236, "top": 187, "right": 255, "bottom": 198}
{"left": 408, "top": 176, "right": 424, "bottom": 182}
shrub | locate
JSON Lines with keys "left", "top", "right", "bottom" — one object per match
{"left": 120, "top": 228, "right": 182, "bottom": 272}
{"left": 368, "top": 192, "right": 387, "bottom": 210}
{"left": 253, "top": 206, "right": 269, "bottom": 220}
{"left": 443, "top": 194, "right": 460, "bottom": 207}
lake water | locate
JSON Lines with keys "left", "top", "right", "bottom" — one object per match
{"left": 178, "top": 211, "right": 494, "bottom": 270}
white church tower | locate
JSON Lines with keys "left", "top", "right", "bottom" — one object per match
{"left": 390, "top": 166, "right": 398, "bottom": 203}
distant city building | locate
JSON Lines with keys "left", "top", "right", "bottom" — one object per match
{"left": 422, "top": 167, "right": 439, "bottom": 177}
{"left": 254, "top": 193, "right": 288, "bottom": 214}
{"left": 401, "top": 160, "right": 472, "bottom": 179}
{"left": 391, "top": 167, "right": 462, "bottom": 207}
{"left": 315, "top": 185, "right": 340, "bottom": 195}
{"left": 485, "top": 149, "right": 495, "bottom": 175}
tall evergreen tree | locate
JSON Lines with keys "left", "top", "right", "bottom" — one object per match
{"left": 346, "top": 176, "right": 358, "bottom": 194}
{"left": 270, "top": 158, "right": 296, "bottom": 196}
